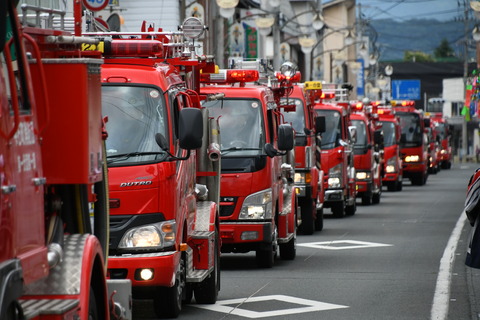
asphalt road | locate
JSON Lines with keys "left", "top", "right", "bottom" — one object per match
{"left": 133, "top": 163, "right": 479, "bottom": 320}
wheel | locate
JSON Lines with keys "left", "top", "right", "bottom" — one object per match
{"left": 279, "top": 233, "right": 296, "bottom": 260}
{"left": 194, "top": 229, "right": 220, "bottom": 304}
{"left": 396, "top": 180, "right": 403, "bottom": 191}
{"left": 361, "top": 194, "right": 372, "bottom": 205}
{"left": 298, "top": 198, "right": 314, "bottom": 235}
{"left": 331, "top": 202, "right": 345, "bottom": 218}
{"left": 154, "top": 254, "right": 186, "bottom": 318}
{"left": 387, "top": 183, "right": 396, "bottom": 192}
{"left": 345, "top": 201, "right": 356, "bottom": 216}
{"left": 88, "top": 286, "right": 99, "bottom": 320}
{"left": 314, "top": 208, "right": 324, "bottom": 231}
{"left": 372, "top": 189, "right": 381, "bottom": 204}
{"left": 4, "top": 301, "right": 22, "bottom": 320}
{"left": 256, "top": 238, "right": 276, "bottom": 268}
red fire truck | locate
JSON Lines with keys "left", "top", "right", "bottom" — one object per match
{"left": 0, "top": 1, "right": 131, "bottom": 319}
{"left": 427, "top": 112, "right": 452, "bottom": 169}
{"left": 200, "top": 65, "right": 297, "bottom": 268}
{"left": 350, "top": 102, "right": 383, "bottom": 205}
{"left": 313, "top": 84, "right": 357, "bottom": 217}
{"left": 376, "top": 104, "right": 403, "bottom": 191}
{"left": 88, "top": 19, "right": 221, "bottom": 318}
{"left": 281, "top": 81, "right": 325, "bottom": 234}
{"left": 391, "top": 100, "right": 430, "bottom": 186}
{"left": 424, "top": 114, "right": 440, "bottom": 174}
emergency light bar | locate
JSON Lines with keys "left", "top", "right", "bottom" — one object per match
{"left": 321, "top": 92, "right": 335, "bottom": 100}
{"left": 351, "top": 102, "right": 364, "bottom": 112}
{"left": 391, "top": 100, "right": 415, "bottom": 107}
{"left": 276, "top": 71, "right": 301, "bottom": 82}
{"left": 200, "top": 69, "right": 260, "bottom": 83}
{"left": 103, "top": 40, "right": 164, "bottom": 57}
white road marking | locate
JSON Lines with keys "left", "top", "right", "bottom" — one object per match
{"left": 431, "top": 211, "right": 467, "bottom": 320}
{"left": 192, "top": 295, "right": 348, "bottom": 318}
{"left": 298, "top": 239, "right": 392, "bottom": 250}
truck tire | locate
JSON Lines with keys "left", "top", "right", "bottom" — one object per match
{"left": 279, "top": 230, "right": 296, "bottom": 260}
{"left": 372, "top": 190, "right": 381, "bottom": 204}
{"left": 88, "top": 286, "right": 99, "bottom": 320}
{"left": 345, "top": 201, "right": 356, "bottom": 216}
{"left": 194, "top": 230, "right": 220, "bottom": 304}
{"left": 154, "top": 254, "right": 186, "bottom": 318}
{"left": 298, "top": 198, "right": 314, "bottom": 235}
{"left": 332, "top": 202, "right": 345, "bottom": 218}
{"left": 396, "top": 180, "right": 403, "bottom": 191}
{"left": 361, "top": 194, "right": 372, "bottom": 205}
{"left": 256, "top": 240, "right": 276, "bottom": 268}
{"left": 315, "top": 208, "right": 324, "bottom": 231}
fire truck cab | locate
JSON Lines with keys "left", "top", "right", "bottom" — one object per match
{"left": 0, "top": 1, "right": 131, "bottom": 319}
{"left": 88, "top": 19, "right": 221, "bottom": 318}
{"left": 392, "top": 100, "right": 430, "bottom": 186}
{"left": 200, "top": 63, "right": 297, "bottom": 268}
{"left": 281, "top": 81, "right": 325, "bottom": 234}
{"left": 313, "top": 84, "right": 357, "bottom": 217}
{"left": 376, "top": 104, "right": 403, "bottom": 191}
{"left": 350, "top": 101, "right": 383, "bottom": 205}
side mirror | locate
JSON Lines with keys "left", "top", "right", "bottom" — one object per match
{"left": 178, "top": 108, "right": 203, "bottom": 150}
{"left": 424, "top": 118, "right": 431, "bottom": 127}
{"left": 315, "top": 116, "right": 326, "bottom": 134}
{"left": 400, "top": 133, "right": 406, "bottom": 143}
{"left": 348, "top": 125, "right": 357, "bottom": 144}
{"left": 374, "top": 129, "right": 384, "bottom": 146}
{"left": 278, "top": 124, "right": 294, "bottom": 151}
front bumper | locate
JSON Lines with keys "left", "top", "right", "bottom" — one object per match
{"left": 108, "top": 251, "right": 179, "bottom": 288}
{"left": 219, "top": 222, "right": 273, "bottom": 253}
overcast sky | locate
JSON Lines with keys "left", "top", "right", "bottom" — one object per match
{"left": 355, "top": 0, "right": 464, "bottom": 21}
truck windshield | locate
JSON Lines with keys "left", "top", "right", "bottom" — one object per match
{"left": 202, "top": 98, "right": 265, "bottom": 156}
{"left": 380, "top": 121, "right": 396, "bottom": 147}
{"left": 397, "top": 112, "right": 423, "bottom": 148}
{"left": 435, "top": 122, "right": 446, "bottom": 140}
{"left": 102, "top": 85, "right": 168, "bottom": 164}
{"left": 314, "top": 109, "right": 341, "bottom": 150}
{"left": 352, "top": 119, "right": 367, "bottom": 151}
{"left": 281, "top": 98, "right": 305, "bottom": 135}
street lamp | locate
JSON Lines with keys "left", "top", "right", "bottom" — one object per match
{"left": 299, "top": 36, "right": 316, "bottom": 54}
{"left": 255, "top": 16, "right": 275, "bottom": 36}
{"left": 312, "top": 14, "right": 325, "bottom": 31}
{"left": 216, "top": 0, "right": 239, "bottom": 19}
{"left": 473, "top": 26, "right": 480, "bottom": 42}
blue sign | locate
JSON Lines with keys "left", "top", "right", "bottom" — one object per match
{"left": 356, "top": 59, "right": 364, "bottom": 97}
{"left": 391, "top": 80, "right": 421, "bottom": 100}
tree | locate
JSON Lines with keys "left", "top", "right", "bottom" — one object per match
{"left": 404, "top": 51, "right": 433, "bottom": 62}
{"left": 434, "top": 38, "right": 455, "bottom": 59}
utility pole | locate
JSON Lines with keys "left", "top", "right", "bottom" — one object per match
{"left": 462, "top": 0, "right": 469, "bottom": 161}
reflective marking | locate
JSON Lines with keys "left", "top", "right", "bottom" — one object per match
{"left": 430, "top": 211, "right": 466, "bottom": 320}
{"left": 192, "top": 295, "right": 348, "bottom": 318}
{"left": 298, "top": 240, "right": 392, "bottom": 250}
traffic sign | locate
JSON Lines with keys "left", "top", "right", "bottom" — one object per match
{"left": 82, "top": 0, "right": 109, "bottom": 11}
{"left": 392, "top": 79, "right": 421, "bottom": 100}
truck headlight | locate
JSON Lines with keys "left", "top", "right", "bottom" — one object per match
{"left": 405, "top": 155, "right": 420, "bottom": 162}
{"left": 328, "top": 164, "right": 343, "bottom": 188}
{"left": 239, "top": 189, "right": 272, "bottom": 220}
{"left": 356, "top": 171, "right": 371, "bottom": 181}
{"left": 440, "top": 149, "right": 447, "bottom": 155}
{"left": 386, "top": 157, "right": 397, "bottom": 173}
{"left": 119, "top": 220, "right": 176, "bottom": 250}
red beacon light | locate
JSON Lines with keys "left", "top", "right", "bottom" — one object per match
{"left": 351, "top": 101, "right": 364, "bottom": 112}
{"left": 321, "top": 91, "right": 335, "bottom": 100}
{"left": 401, "top": 100, "right": 415, "bottom": 107}
{"left": 200, "top": 69, "right": 259, "bottom": 84}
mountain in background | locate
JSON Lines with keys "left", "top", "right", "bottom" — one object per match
{"left": 370, "top": 18, "right": 471, "bottom": 62}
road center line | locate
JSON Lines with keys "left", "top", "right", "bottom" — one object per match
{"left": 431, "top": 210, "right": 467, "bottom": 320}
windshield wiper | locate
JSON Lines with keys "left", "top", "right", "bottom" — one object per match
{"left": 107, "top": 151, "right": 167, "bottom": 164}
{"left": 221, "top": 147, "right": 262, "bottom": 155}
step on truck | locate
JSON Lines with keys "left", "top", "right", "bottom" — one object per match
{"left": 313, "top": 84, "right": 357, "bottom": 217}
{"left": 280, "top": 81, "right": 325, "bottom": 234}
{"left": 84, "top": 18, "right": 221, "bottom": 318}
{"left": 0, "top": 1, "right": 131, "bottom": 319}
{"left": 350, "top": 101, "right": 384, "bottom": 205}
{"left": 375, "top": 103, "right": 404, "bottom": 191}
{"left": 200, "top": 60, "right": 297, "bottom": 268}
{"left": 391, "top": 100, "right": 430, "bottom": 186}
